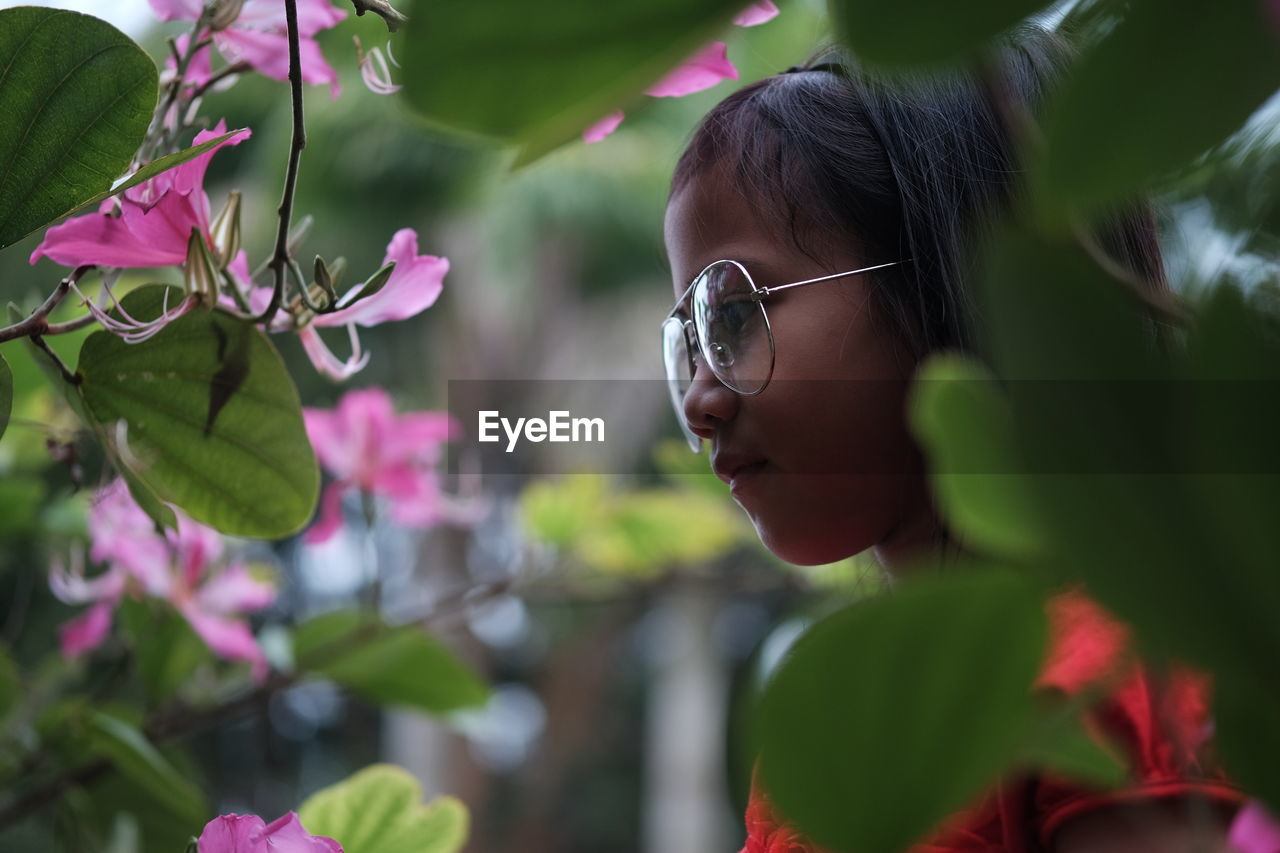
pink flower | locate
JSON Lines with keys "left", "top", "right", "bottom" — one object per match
{"left": 31, "top": 122, "right": 251, "bottom": 270}
{"left": 50, "top": 480, "right": 276, "bottom": 681}
{"left": 1230, "top": 800, "right": 1280, "bottom": 853}
{"left": 584, "top": 0, "right": 780, "bottom": 143}
{"left": 297, "top": 228, "right": 448, "bottom": 380}
{"left": 583, "top": 110, "right": 625, "bottom": 144}
{"left": 303, "top": 388, "right": 482, "bottom": 543}
{"left": 645, "top": 42, "right": 739, "bottom": 98}
{"left": 734, "top": 1, "right": 780, "bottom": 27}
{"left": 148, "top": 0, "right": 347, "bottom": 99}
{"left": 198, "top": 811, "right": 342, "bottom": 852}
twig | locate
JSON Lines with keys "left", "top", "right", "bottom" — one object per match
{"left": 251, "top": 0, "right": 306, "bottom": 327}
{"left": 349, "top": 0, "right": 408, "bottom": 32}
{"left": 0, "top": 266, "right": 95, "bottom": 343}
{"left": 0, "top": 759, "right": 110, "bottom": 830}
{"left": 190, "top": 60, "right": 252, "bottom": 101}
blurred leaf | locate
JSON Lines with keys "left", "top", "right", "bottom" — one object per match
{"left": 0, "top": 7, "right": 157, "bottom": 249}
{"left": 0, "top": 644, "right": 18, "bottom": 718}
{"left": 576, "top": 487, "right": 741, "bottom": 574}
{"left": 0, "top": 475, "right": 45, "bottom": 538}
{"left": 294, "top": 610, "right": 488, "bottom": 714}
{"left": 757, "top": 569, "right": 1046, "bottom": 853}
{"left": 1035, "top": 0, "right": 1280, "bottom": 215}
{"left": 977, "top": 228, "right": 1280, "bottom": 693}
{"left": 79, "top": 767, "right": 203, "bottom": 853}
{"left": 1014, "top": 698, "right": 1126, "bottom": 788}
{"left": 518, "top": 474, "right": 608, "bottom": 547}
{"left": 76, "top": 286, "right": 318, "bottom": 538}
{"left": 1215, "top": 671, "right": 1280, "bottom": 813}
{"left": 399, "top": 0, "right": 748, "bottom": 163}
{"left": 0, "top": 350, "right": 11, "bottom": 441}
{"left": 909, "top": 354, "right": 1047, "bottom": 560}
{"left": 86, "top": 712, "right": 206, "bottom": 825}
{"left": 118, "top": 598, "right": 212, "bottom": 706}
{"left": 298, "top": 763, "right": 469, "bottom": 853}
{"left": 829, "top": 0, "right": 1049, "bottom": 66}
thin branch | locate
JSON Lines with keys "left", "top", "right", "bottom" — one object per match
{"left": 190, "top": 60, "right": 252, "bottom": 101}
{"left": 349, "top": 0, "right": 408, "bottom": 32}
{"left": 0, "top": 266, "right": 95, "bottom": 343}
{"left": 0, "top": 759, "right": 110, "bottom": 830}
{"left": 251, "top": 0, "right": 306, "bottom": 327}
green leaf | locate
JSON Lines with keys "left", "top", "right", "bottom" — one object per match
{"left": 518, "top": 474, "right": 608, "bottom": 548}
{"left": 294, "top": 611, "right": 489, "bottom": 714}
{"left": 577, "top": 487, "right": 741, "bottom": 574}
{"left": 0, "top": 350, "right": 11, "bottom": 442}
{"left": 908, "top": 354, "right": 1047, "bottom": 560}
{"left": 86, "top": 712, "right": 206, "bottom": 825}
{"left": 828, "top": 0, "right": 1050, "bottom": 66}
{"left": 0, "top": 644, "right": 19, "bottom": 718}
{"left": 0, "top": 7, "right": 158, "bottom": 250}
{"left": 399, "top": 0, "right": 748, "bottom": 162}
{"left": 1035, "top": 0, "right": 1280, "bottom": 215}
{"left": 118, "top": 598, "right": 212, "bottom": 706}
{"left": 1215, "top": 672, "right": 1280, "bottom": 813}
{"left": 756, "top": 569, "right": 1046, "bottom": 853}
{"left": 76, "top": 286, "right": 318, "bottom": 538}
{"left": 298, "top": 764, "right": 469, "bottom": 853}
{"left": 1014, "top": 699, "right": 1126, "bottom": 789}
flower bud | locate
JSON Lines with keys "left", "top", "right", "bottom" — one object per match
{"left": 207, "top": 0, "right": 246, "bottom": 31}
{"left": 183, "top": 229, "right": 221, "bottom": 305}
{"left": 210, "top": 190, "right": 242, "bottom": 268}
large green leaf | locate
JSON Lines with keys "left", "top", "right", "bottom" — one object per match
{"left": 76, "top": 286, "right": 318, "bottom": 538}
{"left": 1034, "top": 0, "right": 1280, "bottom": 215}
{"left": 294, "top": 610, "right": 489, "bottom": 714}
{"left": 399, "top": 0, "right": 748, "bottom": 162}
{"left": 86, "top": 712, "right": 206, "bottom": 825}
{"left": 298, "top": 764, "right": 469, "bottom": 853}
{"left": 756, "top": 569, "right": 1046, "bottom": 853}
{"left": 975, "top": 227, "right": 1280, "bottom": 689}
{"left": 908, "top": 354, "right": 1047, "bottom": 560}
{"left": 0, "top": 350, "right": 10, "bottom": 442}
{"left": 828, "top": 0, "right": 1050, "bottom": 66}
{"left": 0, "top": 7, "right": 157, "bottom": 250}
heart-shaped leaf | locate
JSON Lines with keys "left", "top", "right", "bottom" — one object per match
{"left": 76, "top": 286, "right": 318, "bottom": 538}
{"left": 298, "top": 763, "right": 468, "bottom": 853}
{"left": 0, "top": 7, "right": 157, "bottom": 249}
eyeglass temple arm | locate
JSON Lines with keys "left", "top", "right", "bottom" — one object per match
{"left": 751, "top": 260, "right": 908, "bottom": 300}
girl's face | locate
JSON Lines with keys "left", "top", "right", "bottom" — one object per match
{"left": 663, "top": 166, "right": 940, "bottom": 567}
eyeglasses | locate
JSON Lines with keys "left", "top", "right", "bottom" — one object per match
{"left": 661, "top": 258, "right": 907, "bottom": 452}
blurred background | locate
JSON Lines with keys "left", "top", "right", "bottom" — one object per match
{"left": 0, "top": 0, "right": 1276, "bottom": 850}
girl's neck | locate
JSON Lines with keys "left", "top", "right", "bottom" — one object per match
{"left": 872, "top": 501, "right": 953, "bottom": 579}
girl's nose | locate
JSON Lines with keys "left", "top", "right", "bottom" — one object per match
{"left": 681, "top": 360, "right": 739, "bottom": 440}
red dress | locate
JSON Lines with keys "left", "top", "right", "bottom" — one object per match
{"left": 739, "top": 586, "right": 1247, "bottom": 853}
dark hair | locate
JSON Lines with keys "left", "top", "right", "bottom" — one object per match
{"left": 669, "top": 26, "right": 1170, "bottom": 360}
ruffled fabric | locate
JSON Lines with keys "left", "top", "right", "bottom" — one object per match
{"left": 738, "top": 586, "right": 1246, "bottom": 853}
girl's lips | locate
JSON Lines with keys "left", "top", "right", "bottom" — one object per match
{"left": 712, "top": 453, "right": 768, "bottom": 484}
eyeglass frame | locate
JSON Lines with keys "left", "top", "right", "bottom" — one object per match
{"left": 661, "top": 257, "right": 909, "bottom": 451}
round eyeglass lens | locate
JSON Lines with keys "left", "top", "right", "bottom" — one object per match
{"left": 661, "top": 316, "right": 702, "bottom": 452}
{"left": 691, "top": 261, "right": 773, "bottom": 394}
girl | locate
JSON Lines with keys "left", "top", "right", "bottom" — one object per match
{"left": 659, "top": 25, "right": 1245, "bottom": 853}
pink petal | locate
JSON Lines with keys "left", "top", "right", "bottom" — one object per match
{"left": 388, "top": 412, "right": 460, "bottom": 456}
{"left": 198, "top": 813, "right": 268, "bottom": 852}
{"left": 214, "top": 28, "right": 342, "bottom": 98}
{"left": 178, "top": 603, "right": 269, "bottom": 682}
{"left": 49, "top": 555, "right": 127, "bottom": 605}
{"left": 165, "top": 33, "right": 214, "bottom": 88}
{"left": 733, "top": 0, "right": 779, "bottom": 26}
{"left": 313, "top": 230, "right": 447, "bottom": 327}
{"left": 298, "top": 325, "right": 370, "bottom": 381}
{"left": 146, "top": 0, "right": 203, "bottom": 22}
{"left": 30, "top": 194, "right": 193, "bottom": 268}
{"left": 167, "top": 122, "right": 252, "bottom": 202}
{"left": 171, "top": 515, "right": 226, "bottom": 588}
{"left": 583, "top": 110, "right": 625, "bottom": 143}
{"left": 235, "top": 0, "right": 347, "bottom": 38}
{"left": 259, "top": 812, "right": 344, "bottom": 853}
{"left": 645, "top": 42, "right": 739, "bottom": 98}
{"left": 303, "top": 481, "right": 349, "bottom": 544}
{"left": 60, "top": 601, "right": 116, "bottom": 659}
{"left": 196, "top": 564, "right": 276, "bottom": 615}
{"left": 1230, "top": 801, "right": 1280, "bottom": 853}
{"left": 87, "top": 481, "right": 173, "bottom": 596}
{"left": 303, "top": 408, "right": 350, "bottom": 478}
